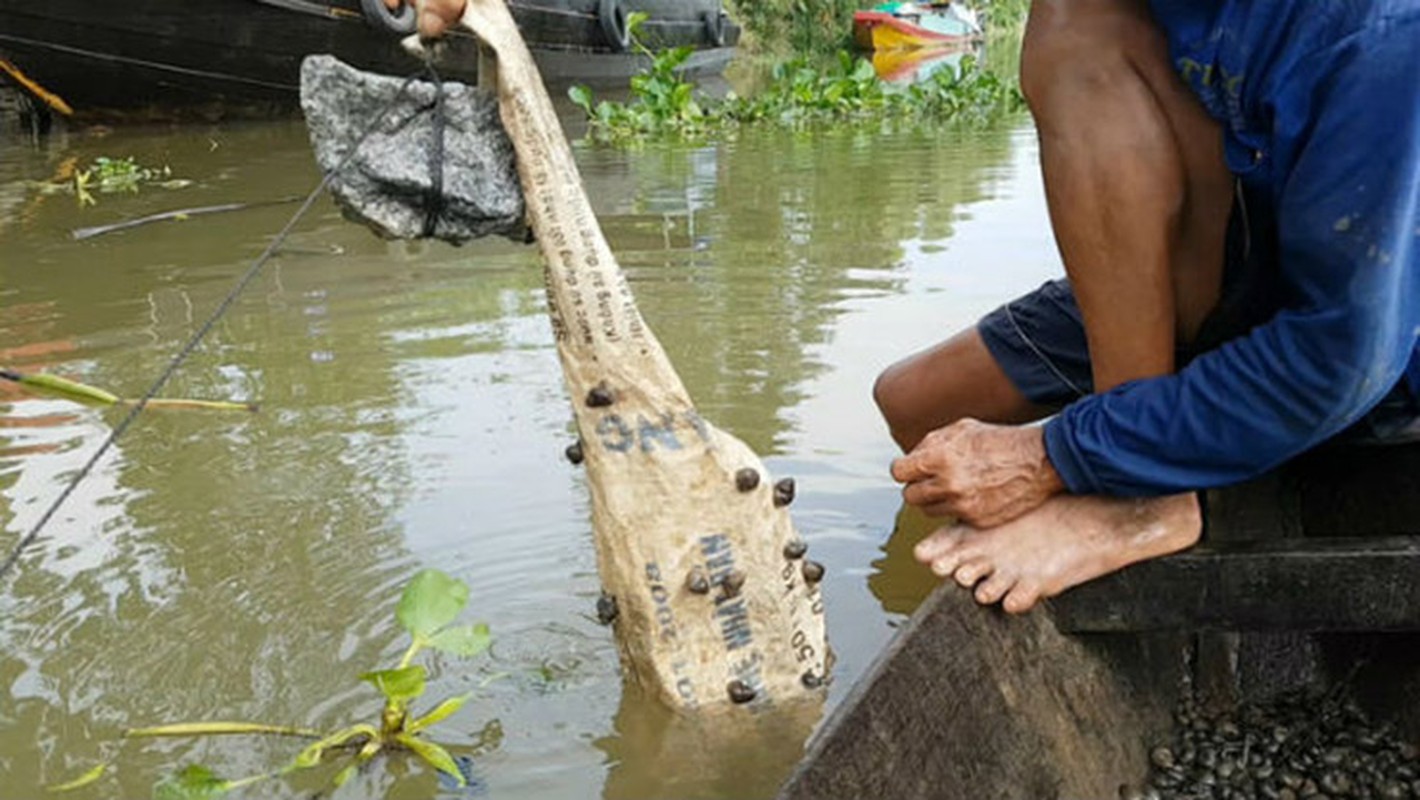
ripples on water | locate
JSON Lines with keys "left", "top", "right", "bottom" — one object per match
{"left": 0, "top": 114, "right": 1060, "bottom": 798}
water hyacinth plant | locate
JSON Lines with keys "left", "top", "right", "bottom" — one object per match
{"left": 571, "top": 47, "right": 1024, "bottom": 142}
{"left": 70, "top": 156, "right": 191, "bottom": 207}
{"left": 49, "top": 569, "right": 493, "bottom": 798}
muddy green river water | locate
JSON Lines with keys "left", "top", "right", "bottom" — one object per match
{"left": 0, "top": 106, "right": 1061, "bottom": 798}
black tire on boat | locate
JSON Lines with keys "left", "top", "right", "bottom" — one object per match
{"left": 359, "top": 0, "right": 417, "bottom": 35}
{"left": 702, "top": 10, "right": 727, "bottom": 47}
{"left": 597, "top": 0, "right": 631, "bottom": 52}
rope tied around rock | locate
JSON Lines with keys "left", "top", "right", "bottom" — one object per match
{"left": 420, "top": 62, "right": 448, "bottom": 238}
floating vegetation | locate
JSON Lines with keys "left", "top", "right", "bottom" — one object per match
{"left": 1, "top": 369, "right": 257, "bottom": 413}
{"left": 571, "top": 44, "right": 1024, "bottom": 143}
{"left": 85, "top": 156, "right": 170, "bottom": 190}
{"left": 25, "top": 155, "right": 196, "bottom": 207}
{"left": 48, "top": 569, "right": 495, "bottom": 798}
{"left": 78, "top": 156, "right": 191, "bottom": 201}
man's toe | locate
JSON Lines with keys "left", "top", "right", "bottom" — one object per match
{"left": 1001, "top": 583, "right": 1041, "bottom": 615}
{"left": 914, "top": 524, "right": 966, "bottom": 564}
{"left": 952, "top": 557, "right": 993, "bottom": 588}
{"left": 974, "top": 571, "right": 1015, "bottom": 605}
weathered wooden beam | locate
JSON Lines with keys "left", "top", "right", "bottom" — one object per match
{"left": 1052, "top": 537, "right": 1420, "bottom": 633}
{"left": 777, "top": 581, "right": 1175, "bottom": 800}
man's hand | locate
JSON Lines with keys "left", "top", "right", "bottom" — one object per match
{"left": 384, "top": 0, "right": 467, "bottom": 38}
{"left": 890, "top": 419, "right": 1065, "bottom": 528}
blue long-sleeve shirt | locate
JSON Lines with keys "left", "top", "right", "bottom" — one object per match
{"left": 1044, "top": 0, "right": 1420, "bottom": 495}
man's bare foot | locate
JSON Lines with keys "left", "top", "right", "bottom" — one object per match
{"left": 912, "top": 492, "right": 1201, "bottom": 614}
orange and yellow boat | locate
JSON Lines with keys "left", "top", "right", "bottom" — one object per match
{"left": 852, "top": 2, "right": 982, "bottom": 52}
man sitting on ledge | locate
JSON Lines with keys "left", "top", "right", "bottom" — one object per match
{"left": 875, "top": 0, "right": 1420, "bottom": 613}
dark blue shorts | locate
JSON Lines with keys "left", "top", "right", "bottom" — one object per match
{"left": 977, "top": 278, "right": 1094, "bottom": 406}
{"left": 977, "top": 277, "right": 1420, "bottom": 443}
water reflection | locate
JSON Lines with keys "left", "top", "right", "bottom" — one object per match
{"left": 598, "top": 683, "right": 822, "bottom": 800}
{"left": 0, "top": 107, "right": 1044, "bottom": 798}
{"left": 868, "top": 504, "right": 944, "bottom": 616}
{"left": 872, "top": 45, "right": 975, "bottom": 85}
{"left": 579, "top": 124, "right": 1014, "bottom": 455}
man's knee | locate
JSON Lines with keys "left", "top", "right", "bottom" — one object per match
{"left": 874, "top": 348, "right": 980, "bottom": 452}
{"left": 1020, "top": 0, "right": 1167, "bottom": 119}
{"left": 872, "top": 362, "right": 911, "bottom": 429}
{"left": 873, "top": 360, "right": 944, "bottom": 451}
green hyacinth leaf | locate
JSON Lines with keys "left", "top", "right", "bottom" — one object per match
{"left": 292, "top": 724, "right": 377, "bottom": 770}
{"left": 361, "top": 665, "right": 427, "bottom": 705}
{"left": 394, "top": 734, "right": 464, "bottom": 787}
{"left": 396, "top": 570, "right": 468, "bottom": 639}
{"left": 568, "top": 85, "right": 593, "bottom": 112}
{"left": 408, "top": 694, "right": 472, "bottom": 734}
{"left": 426, "top": 623, "right": 490, "bottom": 658}
{"left": 7, "top": 371, "right": 119, "bottom": 406}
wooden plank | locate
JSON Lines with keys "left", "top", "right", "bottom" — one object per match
{"left": 1052, "top": 537, "right": 1420, "bottom": 633}
{"left": 1194, "top": 473, "right": 1309, "bottom": 711}
{"left": 777, "top": 582, "right": 1175, "bottom": 800}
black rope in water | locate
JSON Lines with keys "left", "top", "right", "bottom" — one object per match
{"left": 0, "top": 69, "right": 442, "bottom": 583}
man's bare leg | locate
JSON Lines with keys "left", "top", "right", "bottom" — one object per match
{"left": 874, "top": 0, "right": 1229, "bottom": 445}
{"left": 1025, "top": 0, "right": 1229, "bottom": 383}
{"left": 910, "top": 0, "right": 1232, "bottom": 612}
{"left": 874, "top": 329, "right": 1055, "bottom": 452}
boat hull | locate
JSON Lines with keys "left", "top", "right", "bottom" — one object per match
{"left": 852, "top": 7, "right": 980, "bottom": 52}
{"left": 0, "top": 0, "right": 739, "bottom": 118}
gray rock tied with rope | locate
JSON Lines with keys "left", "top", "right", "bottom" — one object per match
{"left": 299, "top": 55, "right": 527, "bottom": 244}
